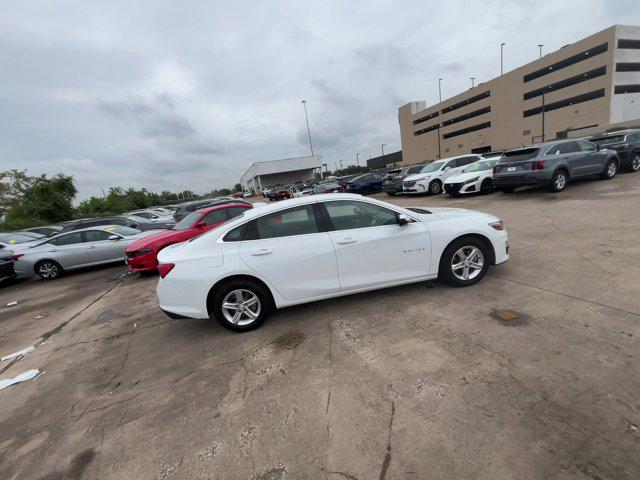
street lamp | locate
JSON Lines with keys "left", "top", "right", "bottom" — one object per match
{"left": 356, "top": 153, "right": 360, "bottom": 166}
{"left": 470, "top": 77, "right": 475, "bottom": 88}
{"left": 538, "top": 44, "right": 544, "bottom": 59}
{"left": 339, "top": 159, "right": 343, "bottom": 169}
{"left": 301, "top": 100, "right": 314, "bottom": 156}
{"left": 438, "top": 78, "right": 443, "bottom": 103}
{"left": 380, "top": 144, "right": 386, "bottom": 157}
{"left": 501, "top": 42, "right": 506, "bottom": 75}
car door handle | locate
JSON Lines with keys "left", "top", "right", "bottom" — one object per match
{"left": 48, "top": 249, "right": 58, "bottom": 253}
{"left": 336, "top": 238, "right": 357, "bottom": 245}
{"left": 251, "top": 248, "right": 272, "bottom": 256}
{"left": 561, "top": 156, "right": 569, "bottom": 159}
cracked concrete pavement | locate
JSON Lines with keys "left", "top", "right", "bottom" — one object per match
{"left": 0, "top": 172, "right": 639, "bottom": 479}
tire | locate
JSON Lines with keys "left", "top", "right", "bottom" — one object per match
{"left": 211, "top": 279, "right": 271, "bottom": 332}
{"left": 549, "top": 170, "right": 568, "bottom": 192}
{"left": 35, "top": 260, "right": 63, "bottom": 280}
{"left": 428, "top": 180, "right": 442, "bottom": 195}
{"left": 438, "top": 237, "right": 490, "bottom": 287}
{"left": 500, "top": 187, "right": 515, "bottom": 193}
{"left": 480, "top": 178, "right": 493, "bottom": 194}
{"left": 600, "top": 158, "right": 617, "bottom": 180}
{"left": 629, "top": 153, "right": 640, "bottom": 173}
{"left": 361, "top": 188, "right": 369, "bottom": 196}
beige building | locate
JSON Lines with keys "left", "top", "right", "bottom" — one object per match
{"left": 398, "top": 25, "right": 640, "bottom": 164}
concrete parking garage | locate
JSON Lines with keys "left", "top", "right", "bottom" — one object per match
{"left": 0, "top": 173, "right": 639, "bottom": 480}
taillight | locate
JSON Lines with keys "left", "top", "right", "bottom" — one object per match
{"left": 11, "top": 253, "right": 24, "bottom": 261}
{"left": 610, "top": 143, "right": 630, "bottom": 150}
{"left": 158, "top": 263, "right": 175, "bottom": 278}
{"left": 493, "top": 166, "right": 498, "bottom": 174}
{"left": 393, "top": 175, "right": 403, "bottom": 180}
{"left": 532, "top": 160, "right": 545, "bottom": 171}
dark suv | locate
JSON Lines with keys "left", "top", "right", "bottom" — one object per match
{"left": 588, "top": 130, "right": 640, "bottom": 173}
{"left": 493, "top": 139, "right": 619, "bottom": 193}
{"left": 382, "top": 164, "right": 425, "bottom": 196}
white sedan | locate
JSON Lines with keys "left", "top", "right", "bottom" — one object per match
{"left": 402, "top": 154, "right": 482, "bottom": 195}
{"left": 156, "top": 194, "right": 509, "bottom": 332}
{"left": 444, "top": 157, "right": 501, "bottom": 195}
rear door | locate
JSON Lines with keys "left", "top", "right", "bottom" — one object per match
{"left": 556, "top": 141, "right": 587, "bottom": 176}
{"left": 321, "top": 200, "right": 431, "bottom": 291}
{"left": 84, "top": 229, "right": 126, "bottom": 263}
{"left": 238, "top": 204, "right": 339, "bottom": 301}
{"left": 48, "top": 232, "right": 91, "bottom": 268}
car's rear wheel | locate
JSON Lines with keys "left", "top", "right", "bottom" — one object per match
{"left": 211, "top": 279, "right": 271, "bottom": 332}
{"left": 429, "top": 180, "right": 442, "bottom": 195}
{"left": 600, "top": 159, "right": 617, "bottom": 180}
{"left": 35, "top": 260, "right": 63, "bottom": 280}
{"left": 480, "top": 178, "right": 493, "bottom": 194}
{"left": 549, "top": 170, "right": 568, "bottom": 192}
{"left": 630, "top": 154, "right": 640, "bottom": 172}
{"left": 438, "top": 238, "right": 490, "bottom": 287}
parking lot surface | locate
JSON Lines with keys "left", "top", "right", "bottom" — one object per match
{"left": 1, "top": 173, "right": 639, "bottom": 480}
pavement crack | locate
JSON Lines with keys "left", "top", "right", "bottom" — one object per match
{"left": 379, "top": 400, "right": 395, "bottom": 480}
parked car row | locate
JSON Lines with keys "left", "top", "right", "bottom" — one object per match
{"left": 397, "top": 130, "right": 639, "bottom": 197}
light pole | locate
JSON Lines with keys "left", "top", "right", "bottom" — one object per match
{"left": 438, "top": 78, "right": 442, "bottom": 103}
{"left": 541, "top": 91, "right": 546, "bottom": 142}
{"left": 301, "top": 100, "right": 314, "bottom": 156}
{"left": 501, "top": 42, "right": 506, "bottom": 75}
{"left": 380, "top": 144, "right": 386, "bottom": 158}
{"left": 339, "top": 159, "right": 343, "bottom": 169}
{"left": 538, "top": 44, "right": 544, "bottom": 59}
{"left": 470, "top": 77, "right": 475, "bottom": 88}
{"left": 356, "top": 153, "right": 360, "bottom": 166}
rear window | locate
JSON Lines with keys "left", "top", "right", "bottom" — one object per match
{"left": 0, "top": 233, "right": 37, "bottom": 245}
{"left": 103, "top": 226, "right": 141, "bottom": 236}
{"left": 590, "top": 135, "right": 625, "bottom": 145}
{"left": 500, "top": 148, "right": 539, "bottom": 162}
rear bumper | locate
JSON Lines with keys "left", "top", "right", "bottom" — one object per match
{"left": 382, "top": 183, "right": 402, "bottom": 193}
{"left": 493, "top": 174, "right": 549, "bottom": 188}
{"left": 160, "top": 308, "right": 194, "bottom": 320}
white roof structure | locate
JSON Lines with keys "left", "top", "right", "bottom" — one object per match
{"left": 240, "top": 155, "right": 324, "bottom": 183}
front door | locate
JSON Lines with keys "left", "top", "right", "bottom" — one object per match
{"left": 238, "top": 204, "right": 339, "bottom": 301}
{"left": 321, "top": 200, "right": 431, "bottom": 291}
{"left": 84, "top": 229, "right": 126, "bottom": 263}
{"left": 47, "top": 232, "right": 91, "bottom": 268}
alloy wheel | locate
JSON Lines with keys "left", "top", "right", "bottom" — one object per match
{"left": 451, "top": 247, "right": 484, "bottom": 281}
{"left": 221, "top": 289, "right": 261, "bottom": 326}
{"left": 39, "top": 262, "right": 59, "bottom": 279}
{"left": 607, "top": 161, "right": 617, "bottom": 177}
{"left": 430, "top": 181, "right": 441, "bottom": 194}
{"left": 554, "top": 173, "right": 567, "bottom": 190}
{"left": 632, "top": 155, "right": 640, "bottom": 172}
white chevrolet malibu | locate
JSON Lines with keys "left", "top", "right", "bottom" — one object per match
{"left": 156, "top": 194, "right": 509, "bottom": 332}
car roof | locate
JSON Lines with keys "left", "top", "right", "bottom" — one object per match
{"left": 193, "top": 202, "right": 253, "bottom": 214}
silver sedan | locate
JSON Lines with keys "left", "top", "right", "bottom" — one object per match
{"left": 13, "top": 225, "right": 161, "bottom": 280}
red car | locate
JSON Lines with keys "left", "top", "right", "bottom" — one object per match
{"left": 125, "top": 203, "right": 252, "bottom": 272}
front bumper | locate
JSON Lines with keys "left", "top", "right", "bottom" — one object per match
{"left": 444, "top": 181, "right": 477, "bottom": 195}
{"left": 402, "top": 180, "right": 429, "bottom": 194}
{"left": 126, "top": 252, "right": 158, "bottom": 271}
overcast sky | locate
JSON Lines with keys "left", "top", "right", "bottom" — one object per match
{"left": 1, "top": 0, "right": 637, "bottom": 199}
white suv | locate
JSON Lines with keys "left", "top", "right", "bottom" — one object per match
{"left": 402, "top": 155, "right": 482, "bottom": 195}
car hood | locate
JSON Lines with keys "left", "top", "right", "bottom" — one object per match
{"left": 409, "top": 206, "right": 496, "bottom": 222}
{"left": 445, "top": 171, "right": 489, "bottom": 183}
{"left": 125, "top": 228, "right": 195, "bottom": 251}
{"left": 404, "top": 172, "right": 435, "bottom": 182}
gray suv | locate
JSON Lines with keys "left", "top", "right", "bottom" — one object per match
{"left": 493, "top": 139, "right": 619, "bottom": 193}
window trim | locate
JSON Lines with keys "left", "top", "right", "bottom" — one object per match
{"left": 319, "top": 200, "right": 401, "bottom": 232}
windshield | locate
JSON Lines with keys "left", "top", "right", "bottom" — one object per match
{"left": 103, "top": 226, "right": 141, "bottom": 236}
{"left": 132, "top": 211, "right": 156, "bottom": 219}
{"left": 419, "top": 162, "right": 445, "bottom": 173}
{"left": 0, "top": 233, "right": 38, "bottom": 245}
{"left": 173, "top": 211, "right": 201, "bottom": 230}
{"left": 463, "top": 160, "right": 497, "bottom": 172}
{"left": 590, "top": 135, "right": 625, "bottom": 146}
{"left": 126, "top": 215, "right": 152, "bottom": 224}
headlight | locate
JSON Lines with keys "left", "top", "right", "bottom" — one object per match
{"left": 417, "top": 176, "right": 430, "bottom": 182}
{"left": 489, "top": 220, "right": 504, "bottom": 231}
{"left": 464, "top": 177, "right": 479, "bottom": 185}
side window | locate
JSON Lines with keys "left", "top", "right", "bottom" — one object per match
{"left": 225, "top": 206, "right": 250, "bottom": 219}
{"left": 223, "top": 224, "right": 245, "bottom": 242}
{"left": 408, "top": 166, "right": 422, "bottom": 174}
{"left": 629, "top": 133, "right": 640, "bottom": 142}
{"left": 558, "top": 142, "right": 579, "bottom": 154}
{"left": 546, "top": 144, "right": 562, "bottom": 155}
{"left": 456, "top": 157, "right": 472, "bottom": 167}
{"left": 324, "top": 201, "right": 398, "bottom": 231}
{"left": 84, "top": 230, "right": 113, "bottom": 242}
{"left": 577, "top": 140, "right": 596, "bottom": 152}
{"left": 444, "top": 160, "right": 456, "bottom": 169}
{"left": 111, "top": 218, "right": 128, "bottom": 226}
{"left": 51, "top": 232, "right": 83, "bottom": 246}
{"left": 248, "top": 205, "right": 319, "bottom": 240}
{"left": 200, "top": 209, "right": 227, "bottom": 226}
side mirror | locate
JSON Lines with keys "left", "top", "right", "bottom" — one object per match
{"left": 397, "top": 214, "right": 411, "bottom": 226}
{"left": 195, "top": 222, "right": 207, "bottom": 229}
{"left": 108, "top": 235, "right": 120, "bottom": 241}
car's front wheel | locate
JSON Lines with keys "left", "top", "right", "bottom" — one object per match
{"left": 429, "top": 180, "right": 442, "bottom": 195}
{"left": 480, "top": 178, "right": 493, "bottom": 194}
{"left": 629, "top": 154, "right": 640, "bottom": 172}
{"left": 438, "top": 238, "right": 490, "bottom": 287}
{"left": 600, "top": 158, "right": 618, "bottom": 180}
{"left": 549, "top": 170, "right": 568, "bottom": 192}
{"left": 35, "top": 260, "right": 63, "bottom": 280}
{"left": 211, "top": 279, "right": 271, "bottom": 332}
